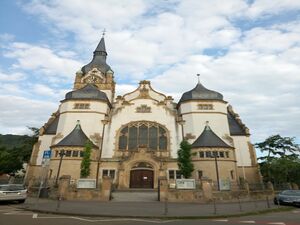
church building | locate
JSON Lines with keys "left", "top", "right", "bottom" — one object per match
{"left": 26, "top": 36, "right": 261, "bottom": 189}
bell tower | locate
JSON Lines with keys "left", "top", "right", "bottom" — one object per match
{"left": 73, "top": 34, "right": 115, "bottom": 102}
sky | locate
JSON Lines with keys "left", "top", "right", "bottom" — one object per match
{"left": 0, "top": 0, "right": 299, "bottom": 146}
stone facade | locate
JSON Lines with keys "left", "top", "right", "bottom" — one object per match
{"left": 26, "top": 37, "right": 261, "bottom": 191}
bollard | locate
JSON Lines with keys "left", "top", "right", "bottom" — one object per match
{"left": 238, "top": 196, "right": 243, "bottom": 212}
{"left": 213, "top": 198, "right": 217, "bottom": 215}
{"left": 56, "top": 194, "right": 63, "bottom": 211}
{"left": 253, "top": 199, "right": 258, "bottom": 211}
{"left": 266, "top": 196, "right": 270, "bottom": 208}
{"left": 164, "top": 195, "right": 168, "bottom": 215}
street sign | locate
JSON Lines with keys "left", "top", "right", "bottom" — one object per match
{"left": 43, "top": 150, "right": 51, "bottom": 159}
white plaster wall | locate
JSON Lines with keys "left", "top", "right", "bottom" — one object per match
{"left": 36, "top": 135, "right": 54, "bottom": 165}
{"left": 232, "top": 136, "right": 252, "bottom": 166}
{"left": 55, "top": 101, "right": 108, "bottom": 145}
{"left": 102, "top": 98, "right": 181, "bottom": 158}
{"left": 180, "top": 101, "right": 231, "bottom": 145}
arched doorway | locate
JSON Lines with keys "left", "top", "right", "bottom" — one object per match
{"left": 130, "top": 162, "right": 154, "bottom": 189}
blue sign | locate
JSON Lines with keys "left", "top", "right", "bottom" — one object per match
{"left": 43, "top": 150, "right": 51, "bottom": 159}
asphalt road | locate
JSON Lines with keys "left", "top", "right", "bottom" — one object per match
{"left": 0, "top": 204, "right": 300, "bottom": 225}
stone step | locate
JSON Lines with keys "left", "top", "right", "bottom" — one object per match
{"left": 111, "top": 190, "right": 158, "bottom": 202}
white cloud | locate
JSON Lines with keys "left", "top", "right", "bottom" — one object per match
{"left": 247, "top": 0, "right": 300, "bottom": 18}
{"left": 0, "top": 95, "right": 57, "bottom": 134}
{"left": 3, "top": 42, "right": 82, "bottom": 79}
{"left": 0, "top": 71, "right": 25, "bottom": 82}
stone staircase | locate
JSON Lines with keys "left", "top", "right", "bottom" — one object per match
{"left": 111, "top": 189, "right": 158, "bottom": 202}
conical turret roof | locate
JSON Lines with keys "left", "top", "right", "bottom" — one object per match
{"left": 81, "top": 37, "right": 111, "bottom": 74}
{"left": 53, "top": 121, "right": 96, "bottom": 147}
{"left": 192, "top": 125, "right": 232, "bottom": 148}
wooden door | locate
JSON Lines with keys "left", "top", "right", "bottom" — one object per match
{"left": 130, "top": 170, "right": 154, "bottom": 188}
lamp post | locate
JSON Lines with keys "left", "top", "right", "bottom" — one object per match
{"left": 96, "top": 117, "right": 109, "bottom": 188}
{"left": 55, "top": 150, "right": 65, "bottom": 187}
{"left": 213, "top": 151, "right": 220, "bottom": 191}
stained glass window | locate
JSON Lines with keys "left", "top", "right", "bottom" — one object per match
{"left": 118, "top": 122, "right": 168, "bottom": 151}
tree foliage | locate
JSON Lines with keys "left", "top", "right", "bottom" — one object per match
{"left": 177, "top": 140, "right": 194, "bottom": 178}
{"left": 0, "top": 127, "right": 38, "bottom": 175}
{"left": 255, "top": 134, "right": 300, "bottom": 185}
{"left": 80, "top": 141, "right": 92, "bottom": 178}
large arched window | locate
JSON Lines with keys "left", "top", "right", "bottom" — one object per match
{"left": 118, "top": 121, "right": 168, "bottom": 151}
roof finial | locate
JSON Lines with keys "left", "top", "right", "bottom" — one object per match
{"left": 76, "top": 120, "right": 81, "bottom": 129}
{"left": 102, "top": 28, "right": 106, "bottom": 37}
{"left": 197, "top": 74, "right": 200, "bottom": 83}
{"left": 205, "top": 121, "right": 211, "bottom": 130}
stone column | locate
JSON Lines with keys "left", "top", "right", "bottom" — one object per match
{"left": 101, "top": 176, "right": 112, "bottom": 201}
{"left": 201, "top": 179, "right": 213, "bottom": 200}
{"left": 58, "top": 175, "right": 71, "bottom": 200}
{"left": 159, "top": 176, "right": 168, "bottom": 202}
{"left": 291, "top": 183, "right": 299, "bottom": 190}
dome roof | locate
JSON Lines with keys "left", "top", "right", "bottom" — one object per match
{"left": 178, "top": 82, "right": 223, "bottom": 104}
{"left": 65, "top": 84, "right": 109, "bottom": 102}
{"left": 81, "top": 37, "right": 111, "bottom": 75}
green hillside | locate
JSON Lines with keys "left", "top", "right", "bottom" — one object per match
{"left": 0, "top": 134, "right": 32, "bottom": 150}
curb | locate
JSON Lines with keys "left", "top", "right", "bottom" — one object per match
{"left": 16, "top": 206, "right": 294, "bottom": 220}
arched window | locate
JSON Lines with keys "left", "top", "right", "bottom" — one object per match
{"left": 118, "top": 121, "right": 168, "bottom": 151}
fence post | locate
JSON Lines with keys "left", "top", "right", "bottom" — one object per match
{"left": 266, "top": 196, "right": 270, "bottom": 208}
{"left": 213, "top": 198, "right": 217, "bottom": 215}
{"left": 237, "top": 196, "right": 242, "bottom": 212}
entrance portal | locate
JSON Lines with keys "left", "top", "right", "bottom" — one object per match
{"left": 130, "top": 170, "right": 154, "bottom": 188}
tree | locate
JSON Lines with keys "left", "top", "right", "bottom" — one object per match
{"left": 80, "top": 141, "right": 92, "bottom": 178}
{"left": 177, "top": 140, "right": 194, "bottom": 178}
{"left": 256, "top": 134, "right": 300, "bottom": 184}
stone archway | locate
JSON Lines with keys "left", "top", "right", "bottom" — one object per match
{"left": 130, "top": 162, "right": 154, "bottom": 189}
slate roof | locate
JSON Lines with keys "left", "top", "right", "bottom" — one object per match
{"left": 227, "top": 110, "right": 248, "bottom": 136}
{"left": 44, "top": 116, "right": 59, "bottom": 135}
{"left": 65, "top": 84, "right": 110, "bottom": 103}
{"left": 81, "top": 37, "right": 112, "bottom": 75}
{"left": 53, "top": 122, "right": 96, "bottom": 147}
{"left": 178, "top": 82, "right": 223, "bottom": 105}
{"left": 191, "top": 125, "right": 232, "bottom": 148}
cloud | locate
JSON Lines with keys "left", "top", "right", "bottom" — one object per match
{"left": 3, "top": 42, "right": 82, "bottom": 79}
{"left": 0, "top": 95, "right": 57, "bottom": 134}
{"left": 0, "top": 0, "right": 299, "bottom": 145}
{"left": 0, "top": 71, "right": 25, "bottom": 82}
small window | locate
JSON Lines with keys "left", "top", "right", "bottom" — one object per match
{"left": 72, "top": 151, "right": 79, "bottom": 157}
{"left": 198, "top": 104, "right": 213, "bottom": 110}
{"left": 74, "top": 103, "right": 90, "bottom": 109}
{"left": 225, "top": 152, "right": 229, "bottom": 158}
{"left": 176, "top": 170, "right": 182, "bottom": 179}
{"left": 109, "top": 170, "right": 115, "bottom": 179}
{"left": 198, "top": 170, "right": 203, "bottom": 179}
{"left": 212, "top": 151, "right": 219, "bottom": 158}
{"left": 103, "top": 170, "right": 109, "bottom": 177}
{"left": 80, "top": 151, "right": 84, "bottom": 157}
{"left": 199, "top": 151, "right": 204, "bottom": 158}
{"left": 65, "top": 150, "right": 72, "bottom": 157}
{"left": 205, "top": 151, "right": 212, "bottom": 158}
{"left": 219, "top": 151, "right": 224, "bottom": 158}
{"left": 102, "top": 169, "right": 115, "bottom": 178}
{"left": 169, "top": 170, "right": 175, "bottom": 179}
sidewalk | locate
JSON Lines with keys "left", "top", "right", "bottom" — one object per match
{"left": 16, "top": 197, "right": 290, "bottom": 218}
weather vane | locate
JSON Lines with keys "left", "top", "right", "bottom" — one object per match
{"left": 102, "top": 28, "right": 106, "bottom": 37}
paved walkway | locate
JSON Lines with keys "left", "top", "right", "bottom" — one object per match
{"left": 16, "top": 197, "right": 289, "bottom": 218}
